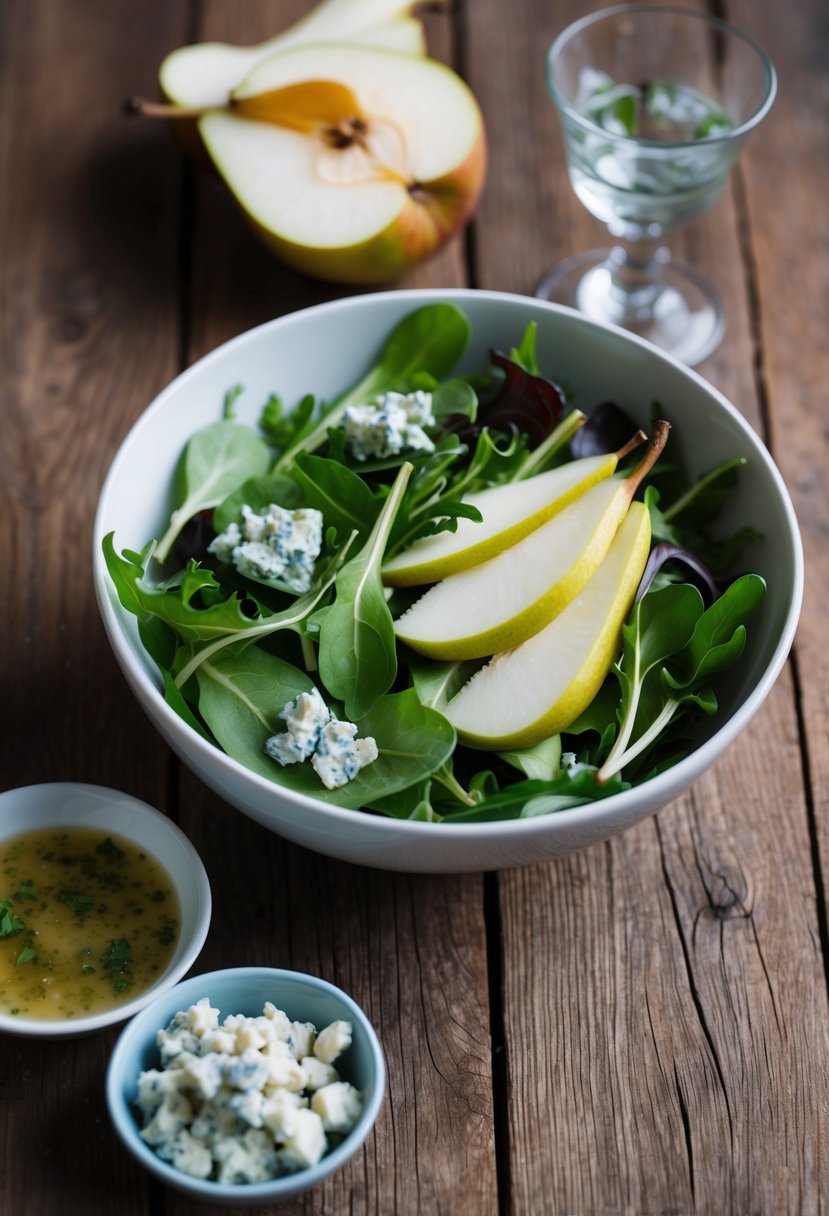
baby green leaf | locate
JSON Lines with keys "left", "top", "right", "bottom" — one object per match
{"left": 155, "top": 420, "right": 270, "bottom": 562}
{"left": 213, "top": 473, "right": 303, "bottom": 534}
{"left": 317, "top": 463, "right": 412, "bottom": 721}
{"left": 291, "top": 452, "right": 380, "bottom": 543}
{"left": 498, "top": 735, "right": 563, "bottom": 782}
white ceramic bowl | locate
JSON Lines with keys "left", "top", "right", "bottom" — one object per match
{"left": 0, "top": 783, "right": 211, "bottom": 1037}
{"left": 106, "top": 966, "right": 385, "bottom": 1205}
{"left": 93, "top": 289, "right": 803, "bottom": 872}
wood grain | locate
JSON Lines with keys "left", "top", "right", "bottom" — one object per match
{"left": 0, "top": 2, "right": 190, "bottom": 1213}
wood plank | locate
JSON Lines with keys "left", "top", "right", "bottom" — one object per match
{"left": 0, "top": 1, "right": 190, "bottom": 1213}
{"left": 465, "top": 0, "right": 829, "bottom": 1210}
{"left": 166, "top": 5, "right": 494, "bottom": 1214}
{"left": 727, "top": 0, "right": 829, "bottom": 917}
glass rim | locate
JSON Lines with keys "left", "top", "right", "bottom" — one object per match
{"left": 545, "top": 3, "right": 777, "bottom": 149}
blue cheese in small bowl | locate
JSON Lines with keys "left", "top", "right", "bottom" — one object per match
{"left": 135, "top": 998, "right": 364, "bottom": 1184}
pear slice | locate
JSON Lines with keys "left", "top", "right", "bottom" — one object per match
{"left": 393, "top": 422, "right": 668, "bottom": 659}
{"left": 159, "top": 0, "right": 428, "bottom": 109}
{"left": 382, "top": 435, "right": 645, "bottom": 587}
{"left": 443, "top": 503, "right": 652, "bottom": 749}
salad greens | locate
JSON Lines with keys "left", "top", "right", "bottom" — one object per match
{"left": 104, "top": 303, "right": 764, "bottom": 823}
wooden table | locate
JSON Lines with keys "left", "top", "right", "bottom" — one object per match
{"left": 2, "top": 2, "right": 827, "bottom": 1212}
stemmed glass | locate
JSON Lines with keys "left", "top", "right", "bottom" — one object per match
{"left": 536, "top": 5, "right": 776, "bottom": 365}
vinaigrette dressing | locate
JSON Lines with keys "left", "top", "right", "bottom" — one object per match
{"left": 0, "top": 827, "right": 180, "bottom": 1020}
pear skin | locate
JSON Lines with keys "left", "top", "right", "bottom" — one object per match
{"left": 443, "top": 502, "right": 652, "bottom": 748}
{"left": 394, "top": 423, "right": 667, "bottom": 659}
{"left": 382, "top": 451, "right": 628, "bottom": 587}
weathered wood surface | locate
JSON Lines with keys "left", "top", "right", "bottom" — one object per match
{"left": 1, "top": 1, "right": 827, "bottom": 1214}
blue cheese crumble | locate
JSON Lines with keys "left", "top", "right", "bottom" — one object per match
{"left": 135, "top": 998, "right": 364, "bottom": 1184}
{"left": 343, "top": 390, "right": 435, "bottom": 461}
{"left": 208, "top": 503, "right": 323, "bottom": 592}
{"left": 264, "top": 688, "right": 378, "bottom": 790}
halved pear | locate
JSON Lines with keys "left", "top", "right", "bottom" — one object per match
{"left": 393, "top": 422, "right": 668, "bottom": 659}
{"left": 382, "top": 436, "right": 645, "bottom": 587}
{"left": 197, "top": 43, "right": 486, "bottom": 285}
{"left": 159, "top": 0, "right": 428, "bottom": 109}
{"left": 443, "top": 503, "right": 652, "bottom": 749}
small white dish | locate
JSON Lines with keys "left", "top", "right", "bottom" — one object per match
{"left": 0, "top": 783, "right": 211, "bottom": 1038}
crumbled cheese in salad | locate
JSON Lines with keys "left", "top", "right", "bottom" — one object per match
{"left": 135, "top": 998, "right": 363, "bottom": 1184}
{"left": 208, "top": 503, "right": 323, "bottom": 592}
{"left": 264, "top": 688, "right": 378, "bottom": 789}
{"left": 343, "top": 390, "right": 435, "bottom": 461}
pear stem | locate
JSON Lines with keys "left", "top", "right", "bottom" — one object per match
{"left": 614, "top": 429, "right": 648, "bottom": 464}
{"left": 622, "top": 419, "right": 670, "bottom": 499}
{"left": 123, "top": 96, "right": 205, "bottom": 121}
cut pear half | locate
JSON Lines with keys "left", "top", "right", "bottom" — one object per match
{"left": 393, "top": 422, "right": 668, "bottom": 659}
{"left": 382, "top": 439, "right": 644, "bottom": 587}
{"left": 443, "top": 503, "right": 652, "bottom": 749}
{"left": 197, "top": 43, "right": 486, "bottom": 283}
{"left": 160, "top": 0, "right": 428, "bottom": 108}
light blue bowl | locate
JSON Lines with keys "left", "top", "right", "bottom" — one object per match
{"left": 106, "top": 966, "right": 385, "bottom": 1205}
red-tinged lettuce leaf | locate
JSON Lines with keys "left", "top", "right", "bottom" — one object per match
{"left": 571, "top": 400, "right": 638, "bottom": 457}
{"left": 450, "top": 350, "right": 565, "bottom": 448}
{"left": 635, "top": 542, "right": 720, "bottom": 604}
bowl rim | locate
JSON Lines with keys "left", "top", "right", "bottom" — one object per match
{"left": 105, "top": 964, "right": 386, "bottom": 1200}
{"left": 93, "top": 288, "right": 804, "bottom": 845}
{"left": 0, "top": 781, "right": 212, "bottom": 1037}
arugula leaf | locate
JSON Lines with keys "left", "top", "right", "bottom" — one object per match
{"left": 101, "top": 938, "right": 130, "bottom": 972}
{"left": 15, "top": 946, "right": 37, "bottom": 967}
{"left": 155, "top": 420, "right": 270, "bottom": 563}
{"left": 598, "top": 575, "right": 765, "bottom": 781}
{"left": 103, "top": 537, "right": 266, "bottom": 646}
{"left": 316, "top": 463, "right": 412, "bottom": 721}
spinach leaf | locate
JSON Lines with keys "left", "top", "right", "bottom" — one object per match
{"left": 197, "top": 651, "right": 454, "bottom": 807}
{"left": 316, "top": 463, "right": 412, "bottom": 721}
{"left": 291, "top": 452, "right": 380, "bottom": 543}
{"left": 273, "top": 303, "right": 471, "bottom": 469}
{"left": 155, "top": 421, "right": 270, "bottom": 562}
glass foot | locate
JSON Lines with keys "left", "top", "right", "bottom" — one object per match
{"left": 536, "top": 247, "right": 725, "bottom": 366}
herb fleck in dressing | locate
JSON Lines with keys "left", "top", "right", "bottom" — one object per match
{"left": 0, "top": 827, "right": 180, "bottom": 1020}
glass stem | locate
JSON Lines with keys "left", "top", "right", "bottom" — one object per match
{"left": 606, "top": 238, "right": 669, "bottom": 324}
